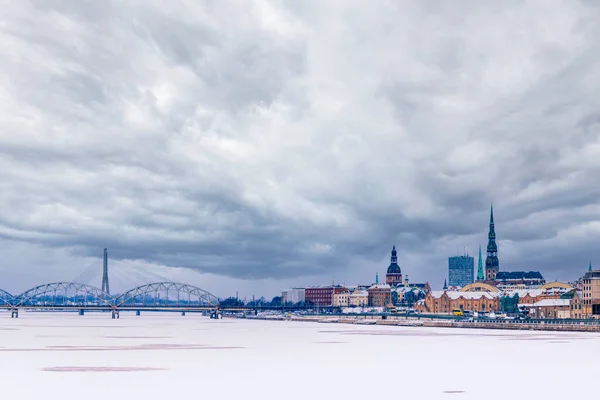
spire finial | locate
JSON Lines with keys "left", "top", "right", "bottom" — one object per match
{"left": 589, "top": 261, "right": 593, "bottom": 272}
{"left": 390, "top": 245, "right": 398, "bottom": 264}
{"left": 376, "top": 272, "right": 379, "bottom": 285}
{"left": 443, "top": 279, "right": 448, "bottom": 290}
{"left": 490, "top": 203, "right": 494, "bottom": 225}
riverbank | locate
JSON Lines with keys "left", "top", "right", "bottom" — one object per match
{"left": 239, "top": 314, "right": 600, "bottom": 332}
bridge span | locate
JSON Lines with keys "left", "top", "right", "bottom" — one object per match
{"left": 0, "top": 281, "right": 220, "bottom": 318}
{"left": 0, "top": 281, "right": 310, "bottom": 318}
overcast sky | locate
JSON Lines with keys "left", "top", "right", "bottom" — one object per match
{"left": 1, "top": 1, "right": 600, "bottom": 298}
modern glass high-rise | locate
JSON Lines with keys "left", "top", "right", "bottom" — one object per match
{"left": 448, "top": 255, "right": 474, "bottom": 288}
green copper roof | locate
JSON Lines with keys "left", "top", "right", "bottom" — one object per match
{"left": 477, "top": 245, "right": 484, "bottom": 280}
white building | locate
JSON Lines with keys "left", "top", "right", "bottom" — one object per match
{"left": 349, "top": 290, "right": 368, "bottom": 307}
{"left": 530, "top": 299, "right": 571, "bottom": 319}
{"left": 333, "top": 291, "right": 349, "bottom": 307}
{"left": 282, "top": 288, "right": 305, "bottom": 304}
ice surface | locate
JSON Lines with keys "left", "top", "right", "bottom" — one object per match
{"left": 1, "top": 311, "right": 598, "bottom": 399}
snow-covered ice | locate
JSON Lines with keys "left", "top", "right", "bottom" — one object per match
{"left": 1, "top": 312, "right": 598, "bottom": 399}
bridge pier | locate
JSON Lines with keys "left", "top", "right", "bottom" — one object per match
{"left": 111, "top": 310, "right": 120, "bottom": 319}
{"left": 10, "top": 309, "right": 18, "bottom": 318}
{"left": 181, "top": 311, "right": 186, "bottom": 316}
{"left": 79, "top": 309, "right": 84, "bottom": 316}
{"left": 136, "top": 310, "right": 140, "bottom": 316}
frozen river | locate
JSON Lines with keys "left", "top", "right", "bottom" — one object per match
{"left": 1, "top": 312, "right": 598, "bottom": 399}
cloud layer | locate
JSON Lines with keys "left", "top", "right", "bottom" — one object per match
{"left": 2, "top": 1, "right": 600, "bottom": 296}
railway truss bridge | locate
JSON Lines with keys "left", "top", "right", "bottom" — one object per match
{"left": 0, "top": 282, "right": 302, "bottom": 319}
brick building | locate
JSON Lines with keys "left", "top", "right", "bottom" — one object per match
{"left": 368, "top": 284, "right": 392, "bottom": 307}
{"left": 416, "top": 291, "right": 500, "bottom": 314}
{"left": 305, "top": 286, "right": 347, "bottom": 307}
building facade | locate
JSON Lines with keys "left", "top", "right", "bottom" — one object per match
{"left": 305, "top": 286, "right": 347, "bottom": 306}
{"left": 392, "top": 286, "right": 427, "bottom": 307}
{"left": 417, "top": 291, "right": 500, "bottom": 314}
{"left": 281, "top": 288, "right": 305, "bottom": 304}
{"left": 582, "top": 269, "right": 600, "bottom": 318}
{"left": 368, "top": 284, "right": 392, "bottom": 307}
{"left": 349, "top": 290, "right": 368, "bottom": 307}
{"left": 529, "top": 299, "right": 571, "bottom": 319}
{"left": 386, "top": 246, "right": 403, "bottom": 286}
{"left": 485, "top": 205, "right": 500, "bottom": 281}
{"left": 569, "top": 290, "right": 583, "bottom": 319}
{"left": 332, "top": 289, "right": 349, "bottom": 307}
{"left": 448, "top": 255, "right": 474, "bottom": 288}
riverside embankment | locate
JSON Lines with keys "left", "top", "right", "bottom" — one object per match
{"left": 238, "top": 314, "right": 600, "bottom": 332}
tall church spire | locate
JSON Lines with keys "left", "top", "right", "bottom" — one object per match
{"left": 477, "top": 245, "right": 484, "bottom": 281}
{"left": 590, "top": 262, "right": 593, "bottom": 272}
{"left": 485, "top": 204, "right": 499, "bottom": 280}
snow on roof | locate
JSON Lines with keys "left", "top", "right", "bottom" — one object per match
{"left": 532, "top": 299, "right": 571, "bottom": 307}
{"left": 350, "top": 290, "right": 368, "bottom": 297}
{"left": 393, "top": 286, "right": 425, "bottom": 293}
{"left": 429, "top": 291, "right": 499, "bottom": 300}
{"left": 368, "top": 284, "right": 391, "bottom": 290}
{"left": 449, "top": 291, "right": 499, "bottom": 300}
{"left": 508, "top": 289, "right": 543, "bottom": 298}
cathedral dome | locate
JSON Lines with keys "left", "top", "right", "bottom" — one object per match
{"left": 387, "top": 263, "right": 401, "bottom": 274}
{"left": 387, "top": 245, "right": 401, "bottom": 274}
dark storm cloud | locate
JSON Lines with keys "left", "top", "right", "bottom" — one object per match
{"left": 2, "top": 0, "right": 600, "bottom": 292}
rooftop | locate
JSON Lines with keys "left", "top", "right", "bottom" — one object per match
{"left": 368, "top": 284, "right": 391, "bottom": 290}
{"left": 496, "top": 271, "right": 545, "bottom": 280}
{"left": 532, "top": 299, "right": 570, "bottom": 307}
{"left": 506, "top": 289, "right": 544, "bottom": 298}
{"left": 431, "top": 290, "right": 499, "bottom": 300}
{"left": 583, "top": 271, "right": 600, "bottom": 279}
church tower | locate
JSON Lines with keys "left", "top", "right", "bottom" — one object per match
{"left": 386, "top": 245, "right": 402, "bottom": 286}
{"left": 476, "top": 245, "right": 484, "bottom": 281}
{"left": 485, "top": 204, "right": 499, "bottom": 281}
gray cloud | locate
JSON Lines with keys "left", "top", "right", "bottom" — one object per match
{"left": 2, "top": 0, "right": 600, "bottom": 296}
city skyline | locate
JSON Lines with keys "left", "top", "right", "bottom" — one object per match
{"left": 0, "top": 205, "right": 592, "bottom": 298}
{"left": 2, "top": 1, "right": 600, "bottom": 298}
